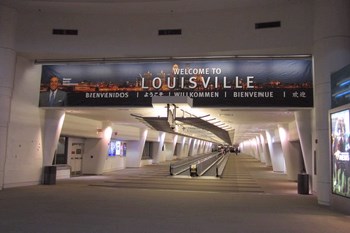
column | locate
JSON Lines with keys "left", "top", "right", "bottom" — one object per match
{"left": 261, "top": 133, "right": 272, "bottom": 166}
{"left": 153, "top": 132, "right": 165, "bottom": 164}
{"left": 313, "top": 0, "right": 350, "bottom": 205}
{"left": 266, "top": 129, "right": 286, "bottom": 172}
{"left": 295, "top": 110, "right": 312, "bottom": 174}
{"left": 171, "top": 134, "right": 178, "bottom": 159}
{"left": 125, "top": 128, "right": 148, "bottom": 167}
{"left": 42, "top": 110, "right": 66, "bottom": 166}
{"left": 198, "top": 140, "right": 204, "bottom": 154}
{"left": 253, "top": 138, "right": 259, "bottom": 159}
{"left": 184, "top": 137, "right": 189, "bottom": 157}
{"left": 179, "top": 136, "right": 186, "bottom": 158}
{"left": 279, "top": 124, "right": 302, "bottom": 181}
{"left": 0, "top": 6, "right": 17, "bottom": 190}
{"left": 257, "top": 135, "right": 265, "bottom": 163}
{"left": 188, "top": 138, "right": 194, "bottom": 156}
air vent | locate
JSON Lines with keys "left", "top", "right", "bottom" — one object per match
{"left": 52, "top": 29, "right": 78, "bottom": 35}
{"left": 158, "top": 29, "right": 182, "bottom": 36}
{"left": 255, "top": 21, "right": 281, "bottom": 29}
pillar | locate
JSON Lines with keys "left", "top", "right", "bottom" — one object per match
{"left": 153, "top": 132, "right": 165, "bottom": 164}
{"left": 0, "top": 6, "right": 17, "bottom": 190}
{"left": 171, "top": 134, "right": 178, "bottom": 159}
{"left": 257, "top": 135, "right": 265, "bottom": 163}
{"left": 261, "top": 134, "right": 272, "bottom": 166}
{"left": 188, "top": 138, "right": 194, "bottom": 156}
{"left": 313, "top": 0, "right": 350, "bottom": 205}
{"left": 279, "top": 124, "right": 302, "bottom": 181}
{"left": 295, "top": 110, "right": 312, "bottom": 174}
{"left": 179, "top": 136, "right": 186, "bottom": 158}
{"left": 266, "top": 129, "right": 285, "bottom": 172}
{"left": 42, "top": 110, "right": 66, "bottom": 166}
{"left": 125, "top": 128, "right": 148, "bottom": 167}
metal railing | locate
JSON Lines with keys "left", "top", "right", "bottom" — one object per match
{"left": 189, "top": 152, "right": 222, "bottom": 177}
{"left": 170, "top": 152, "right": 230, "bottom": 177}
{"left": 170, "top": 152, "right": 220, "bottom": 176}
{"left": 215, "top": 153, "right": 230, "bottom": 177}
{"left": 170, "top": 153, "right": 210, "bottom": 176}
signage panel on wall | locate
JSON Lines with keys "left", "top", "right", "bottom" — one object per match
{"left": 331, "top": 64, "right": 350, "bottom": 109}
{"left": 330, "top": 106, "right": 350, "bottom": 198}
{"left": 330, "top": 64, "right": 350, "bottom": 198}
{"left": 108, "top": 140, "right": 126, "bottom": 157}
{"left": 38, "top": 58, "right": 313, "bottom": 108}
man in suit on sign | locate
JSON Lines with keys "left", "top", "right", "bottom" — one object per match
{"left": 39, "top": 76, "right": 67, "bottom": 107}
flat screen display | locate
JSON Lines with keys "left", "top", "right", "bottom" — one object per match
{"left": 108, "top": 141, "right": 117, "bottom": 156}
{"left": 331, "top": 109, "right": 350, "bottom": 197}
{"left": 108, "top": 140, "right": 126, "bottom": 156}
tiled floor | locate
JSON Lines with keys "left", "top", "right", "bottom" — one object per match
{"left": 0, "top": 154, "right": 349, "bottom": 233}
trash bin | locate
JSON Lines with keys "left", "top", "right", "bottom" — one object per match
{"left": 43, "top": 166, "right": 57, "bottom": 185}
{"left": 297, "top": 173, "right": 309, "bottom": 194}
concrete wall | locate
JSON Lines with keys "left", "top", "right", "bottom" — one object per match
{"left": 15, "top": 2, "right": 313, "bottom": 59}
{"left": 4, "top": 57, "right": 43, "bottom": 188}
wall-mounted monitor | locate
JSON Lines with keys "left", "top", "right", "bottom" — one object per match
{"left": 108, "top": 141, "right": 117, "bottom": 156}
{"left": 330, "top": 106, "right": 350, "bottom": 198}
{"left": 108, "top": 140, "right": 126, "bottom": 157}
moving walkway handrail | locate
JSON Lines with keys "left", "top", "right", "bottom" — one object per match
{"left": 190, "top": 152, "right": 222, "bottom": 177}
{"left": 216, "top": 153, "right": 230, "bottom": 177}
{"left": 198, "top": 153, "right": 224, "bottom": 176}
{"left": 170, "top": 153, "right": 216, "bottom": 175}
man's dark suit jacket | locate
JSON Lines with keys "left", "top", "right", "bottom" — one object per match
{"left": 39, "top": 90, "right": 67, "bottom": 107}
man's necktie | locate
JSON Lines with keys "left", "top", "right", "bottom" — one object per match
{"left": 49, "top": 92, "right": 55, "bottom": 106}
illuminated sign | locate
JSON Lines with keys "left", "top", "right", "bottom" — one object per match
{"left": 39, "top": 57, "right": 313, "bottom": 108}
{"left": 331, "top": 64, "right": 350, "bottom": 108}
{"left": 108, "top": 140, "right": 126, "bottom": 157}
{"left": 330, "top": 107, "right": 350, "bottom": 198}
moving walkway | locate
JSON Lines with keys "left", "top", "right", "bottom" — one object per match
{"left": 169, "top": 152, "right": 229, "bottom": 178}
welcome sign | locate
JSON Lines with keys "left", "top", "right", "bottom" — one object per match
{"left": 38, "top": 57, "right": 313, "bottom": 108}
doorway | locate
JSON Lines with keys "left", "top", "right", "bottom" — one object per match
{"left": 68, "top": 138, "right": 85, "bottom": 176}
